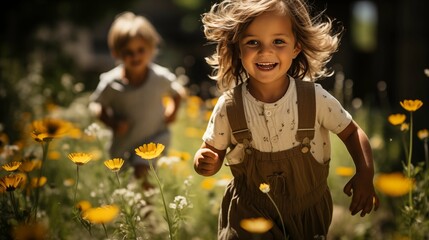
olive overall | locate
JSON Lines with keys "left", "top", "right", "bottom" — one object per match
{"left": 219, "top": 80, "right": 333, "bottom": 240}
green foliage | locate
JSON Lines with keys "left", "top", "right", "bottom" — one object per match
{"left": 1, "top": 56, "right": 429, "bottom": 239}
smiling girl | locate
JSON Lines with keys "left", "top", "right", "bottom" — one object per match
{"left": 193, "top": 0, "right": 379, "bottom": 239}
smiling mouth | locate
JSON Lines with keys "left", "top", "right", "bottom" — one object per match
{"left": 256, "top": 62, "right": 278, "bottom": 70}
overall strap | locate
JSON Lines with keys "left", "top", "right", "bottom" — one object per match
{"left": 294, "top": 79, "right": 316, "bottom": 153}
{"left": 225, "top": 84, "right": 252, "bottom": 144}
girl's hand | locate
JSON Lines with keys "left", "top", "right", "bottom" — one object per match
{"left": 194, "top": 148, "right": 220, "bottom": 176}
{"left": 194, "top": 143, "right": 226, "bottom": 176}
{"left": 338, "top": 121, "right": 380, "bottom": 217}
{"left": 343, "top": 173, "right": 380, "bottom": 217}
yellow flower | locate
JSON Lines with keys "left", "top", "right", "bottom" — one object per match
{"left": 0, "top": 174, "right": 23, "bottom": 191}
{"left": 33, "top": 159, "right": 43, "bottom": 169}
{"left": 68, "top": 152, "right": 92, "bottom": 165}
{"left": 31, "top": 118, "right": 73, "bottom": 142}
{"left": 205, "top": 97, "right": 219, "bottom": 109}
{"left": 400, "top": 123, "right": 409, "bottom": 132}
{"left": 31, "top": 176, "right": 47, "bottom": 188}
{"left": 76, "top": 200, "right": 92, "bottom": 212}
{"left": 15, "top": 173, "right": 27, "bottom": 189}
{"left": 375, "top": 173, "right": 414, "bottom": 197}
{"left": 400, "top": 99, "right": 423, "bottom": 112}
{"left": 417, "top": 129, "right": 429, "bottom": 140}
{"left": 335, "top": 166, "right": 354, "bottom": 177}
{"left": 2, "top": 161, "right": 22, "bottom": 172}
{"left": 205, "top": 111, "right": 213, "bottom": 122}
{"left": 63, "top": 178, "right": 75, "bottom": 187}
{"left": 135, "top": 143, "right": 165, "bottom": 160}
{"left": 387, "top": 114, "right": 406, "bottom": 126}
{"left": 201, "top": 177, "right": 217, "bottom": 190}
{"left": 259, "top": 183, "right": 270, "bottom": 193}
{"left": 259, "top": 183, "right": 286, "bottom": 237}
{"left": 82, "top": 205, "right": 119, "bottom": 224}
{"left": 240, "top": 217, "right": 273, "bottom": 234}
{"left": 168, "top": 149, "right": 192, "bottom": 161}
{"left": 104, "top": 158, "right": 124, "bottom": 172}
{"left": 19, "top": 159, "right": 38, "bottom": 172}
{"left": 186, "top": 96, "right": 203, "bottom": 119}
{"left": 48, "top": 151, "right": 62, "bottom": 160}
{"left": 188, "top": 95, "right": 203, "bottom": 105}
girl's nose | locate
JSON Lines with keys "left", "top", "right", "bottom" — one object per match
{"left": 258, "top": 44, "right": 274, "bottom": 54}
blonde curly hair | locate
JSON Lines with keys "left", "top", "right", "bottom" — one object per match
{"left": 202, "top": 0, "right": 342, "bottom": 91}
{"left": 108, "top": 11, "right": 161, "bottom": 59}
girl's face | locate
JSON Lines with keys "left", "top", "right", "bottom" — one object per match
{"left": 239, "top": 12, "right": 301, "bottom": 85}
{"left": 120, "top": 37, "right": 153, "bottom": 73}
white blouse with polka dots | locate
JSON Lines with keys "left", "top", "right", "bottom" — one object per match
{"left": 202, "top": 78, "right": 352, "bottom": 164}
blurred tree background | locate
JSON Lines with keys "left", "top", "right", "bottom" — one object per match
{"left": 1, "top": 0, "right": 429, "bottom": 239}
{"left": 1, "top": 0, "right": 428, "bottom": 152}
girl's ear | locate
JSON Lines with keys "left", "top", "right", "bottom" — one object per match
{"left": 293, "top": 42, "right": 302, "bottom": 59}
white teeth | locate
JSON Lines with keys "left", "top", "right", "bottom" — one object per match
{"left": 256, "top": 62, "right": 277, "bottom": 70}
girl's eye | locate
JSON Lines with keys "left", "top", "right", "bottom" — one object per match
{"left": 273, "top": 39, "right": 286, "bottom": 45}
{"left": 246, "top": 40, "right": 259, "bottom": 46}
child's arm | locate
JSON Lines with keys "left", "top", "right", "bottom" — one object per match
{"left": 194, "top": 142, "right": 226, "bottom": 176}
{"left": 337, "top": 120, "right": 380, "bottom": 217}
{"left": 165, "top": 94, "right": 183, "bottom": 124}
{"left": 90, "top": 102, "right": 128, "bottom": 136}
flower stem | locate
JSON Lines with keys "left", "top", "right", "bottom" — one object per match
{"left": 401, "top": 132, "right": 409, "bottom": 160}
{"left": 265, "top": 193, "right": 287, "bottom": 240}
{"left": 149, "top": 160, "right": 173, "bottom": 240}
{"left": 33, "top": 141, "right": 50, "bottom": 220}
{"left": 407, "top": 112, "right": 414, "bottom": 208}
{"left": 74, "top": 165, "right": 80, "bottom": 204}
{"left": 115, "top": 172, "right": 121, "bottom": 186}
{"left": 424, "top": 139, "right": 428, "bottom": 170}
{"left": 9, "top": 191, "right": 19, "bottom": 219}
{"left": 102, "top": 223, "right": 108, "bottom": 238}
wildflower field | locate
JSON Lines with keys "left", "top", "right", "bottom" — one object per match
{"left": 0, "top": 67, "right": 428, "bottom": 240}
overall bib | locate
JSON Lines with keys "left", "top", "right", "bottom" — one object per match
{"left": 219, "top": 80, "right": 333, "bottom": 240}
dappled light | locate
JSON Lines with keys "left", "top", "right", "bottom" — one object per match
{"left": 1, "top": 0, "right": 429, "bottom": 239}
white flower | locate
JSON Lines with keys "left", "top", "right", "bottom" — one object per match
{"left": 169, "top": 203, "right": 177, "bottom": 209}
{"left": 184, "top": 175, "right": 193, "bottom": 187}
{"left": 157, "top": 156, "right": 181, "bottom": 167}
{"left": 170, "top": 195, "right": 189, "bottom": 210}
{"left": 216, "top": 179, "right": 230, "bottom": 187}
{"left": 84, "top": 123, "right": 101, "bottom": 136}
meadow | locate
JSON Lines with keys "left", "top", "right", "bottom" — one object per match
{"left": 0, "top": 66, "right": 428, "bottom": 240}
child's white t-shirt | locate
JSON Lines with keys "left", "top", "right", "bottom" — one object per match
{"left": 202, "top": 78, "right": 352, "bottom": 163}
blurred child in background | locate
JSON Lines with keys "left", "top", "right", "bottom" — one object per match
{"left": 90, "top": 11, "right": 186, "bottom": 188}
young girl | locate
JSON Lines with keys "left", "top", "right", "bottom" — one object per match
{"left": 193, "top": 0, "right": 379, "bottom": 239}
{"left": 90, "top": 12, "right": 185, "bottom": 186}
